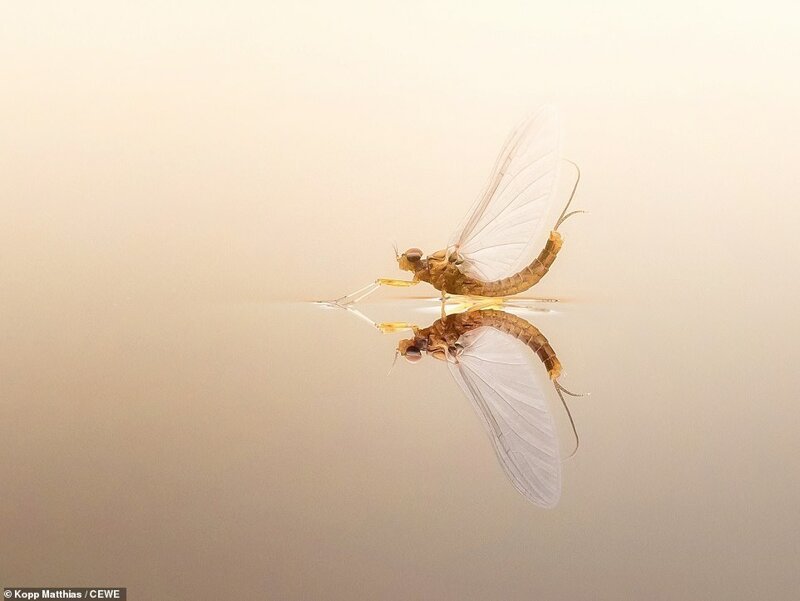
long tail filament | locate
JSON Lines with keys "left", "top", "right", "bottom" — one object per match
{"left": 554, "top": 378, "right": 590, "bottom": 460}
{"left": 554, "top": 159, "right": 587, "bottom": 231}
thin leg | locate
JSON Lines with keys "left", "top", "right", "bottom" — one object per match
{"left": 322, "top": 278, "right": 419, "bottom": 307}
{"left": 441, "top": 295, "right": 509, "bottom": 314}
{"left": 329, "top": 281, "right": 379, "bottom": 306}
{"left": 376, "top": 321, "right": 417, "bottom": 333}
{"left": 440, "top": 290, "right": 448, "bottom": 319}
{"left": 341, "top": 306, "right": 417, "bottom": 334}
{"left": 376, "top": 278, "right": 419, "bottom": 287}
{"left": 464, "top": 297, "right": 506, "bottom": 312}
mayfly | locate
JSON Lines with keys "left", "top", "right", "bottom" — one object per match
{"left": 344, "top": 301, "right": 585, "bottom": 507}
{"left": 325, "top": 107, "right": 583, "bottom": 309}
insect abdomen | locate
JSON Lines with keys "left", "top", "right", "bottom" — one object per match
{"left": 468, "top": 231, "right": 563, "bottom": 296}
{"left": 477, "top": 310, "right": 562, "bottom": 380}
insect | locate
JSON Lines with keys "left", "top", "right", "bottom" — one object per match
{"left": 344, "top": 301, "right": 584, "bottom": 507}
{"left": 326, "top": 107, "right": 584, "bottom": 310}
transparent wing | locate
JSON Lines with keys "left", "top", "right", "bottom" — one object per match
{"left": 447, "top": 326, "right": 561, "bottom": 507}
{"left": 448, "top": 107, "right": 562, "bottom": 282}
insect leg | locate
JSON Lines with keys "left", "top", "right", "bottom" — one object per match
{"left": 463, "top": 297, "right": 506, "bottom": 312}
{"left": 375, "top": 321, "right": 417, "bottom": 333}
{"left": 376, "top": 278, "right": 419, "bottom": 288}
{"left": 342, "top": 306, "right": 417, "bottom": 334}
{"left": 328, "top": 278, "right": 419, "bottom": 306}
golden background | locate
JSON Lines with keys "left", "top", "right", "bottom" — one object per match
{"left": 1, "top": 2, "right": 798, "bottom": 599}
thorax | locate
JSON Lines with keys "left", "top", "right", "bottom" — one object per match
{"left": 417, "top": 249, "right": 472, "bottom": 293}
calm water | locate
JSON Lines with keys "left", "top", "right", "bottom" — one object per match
{"left": 2, "top": 2, "right": 799, "bottom": 599}
{"left": 3, "top": 293, "right": 797, "bottom": 598}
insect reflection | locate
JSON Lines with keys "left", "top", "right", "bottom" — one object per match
{"left": 323, "top": 107, "right": 584, "bottom": 311}
{"left": 350, "top": 302, "right": 585, "bottom": 508}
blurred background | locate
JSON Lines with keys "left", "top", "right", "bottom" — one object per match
{"left": 1, "top": 2, "right": 799, "bottom": 599}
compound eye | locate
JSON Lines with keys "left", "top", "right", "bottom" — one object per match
{"left": 404, "top": 346, "right": 422, "bottom": 362}
{"left": 404, "top": 248, "right": 423, "bottom": 262}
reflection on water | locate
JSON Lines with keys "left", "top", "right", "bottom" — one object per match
{"left": 332, "top": 302, "right": 585, "bottom": 507}
{"left": 316, "top": 106, "right": 588, "bottom": 507}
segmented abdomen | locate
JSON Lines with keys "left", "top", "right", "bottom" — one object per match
{"left": 462, "top": 310, "right": 562, "bottom": 380}
{"left": 459, "top": 231, "right": 563, "bottom": 297}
